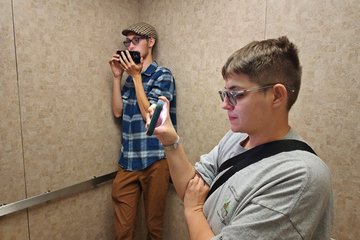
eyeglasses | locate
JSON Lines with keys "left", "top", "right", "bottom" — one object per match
{"left": 218, "top": 84, "right": 276, "bottom": 106}
{"left": 123, "top": 36, "right": 148, "bottom": 47}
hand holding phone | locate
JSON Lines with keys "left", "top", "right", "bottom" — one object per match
{"left": 116, "top": 50, "right": 141, "bottom": 64}
{"left": 146, "top": 100, "right": 164, "bottom": 136}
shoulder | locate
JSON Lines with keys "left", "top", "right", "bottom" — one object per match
{"left": 252, "top": 151, "right": 332, "bottom": 210}
{"left": 151, "top": 61, "right": 174, "bottom": 76}
{"left": 266, "top": 150, "right": 331, "bottom": 186}
{"left": 154, "top": 66, "right": 174, "bottom": 80}
{"left": 258, "top": 152, "right": 333, "bottom": 236}
{"left": 156, "top": 65, "right": 172, "bottom": 73}
{"left": 294, "top": 151, "right": 331, "bottom": 191}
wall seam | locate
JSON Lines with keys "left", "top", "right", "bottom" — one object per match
{"left": 138, "top": 0, "right": 141, "bottom": 22}
{"left": 10, "top": 0, "right": 31, "bottom": 239}
{"left": 264, "top": 0, "right": 268, "bottom": 39}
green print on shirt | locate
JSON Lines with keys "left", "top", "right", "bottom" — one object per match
{"left": 217, "top": 199, "right": 231, "bottom": 224}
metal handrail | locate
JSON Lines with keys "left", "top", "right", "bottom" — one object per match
{"left": 0, "top": 171, "right": 117, "bottom": 217}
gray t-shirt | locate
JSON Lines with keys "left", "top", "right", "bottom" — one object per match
{"left": 195, "top": 129, "right": 333, "bottom": 240}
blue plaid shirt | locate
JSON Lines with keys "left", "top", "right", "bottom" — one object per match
{"left": 119, "top": 61, "right": 176, "bottom": 171}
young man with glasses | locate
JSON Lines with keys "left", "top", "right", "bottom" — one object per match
{"left": 108, "top": 22, "right": 176, "bottom": 240}
{"left": 148, "top": 36, "right": 333, "bottom": 239}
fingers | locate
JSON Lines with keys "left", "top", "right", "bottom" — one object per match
{"left": 120, "top": 51, "right": 129, "bottom": 64}
{"left": 109, "top": 54, "right": 121, "bottom": 64}
{"left": 147, "top": 96, "right": 177, "bottom": 144}
{"left": 184, "top": 174, "right": 209, "bottom": 210}
{"left": 125, "top": 51, "right": 134, "bottom": 64}
{"left": 120, "top": 50, "right": 137, "bottom": 66}
{"left": 146, "top": 104, "right": 157, "bottom": 127}
{"left": 117, "top": 51, "right": 128, "bottom": 70}
{"left": 188, "top": 175, "right": 209, "bottom": 191}
{"left": 117, "top": 50, "right": 143, "bottom": 75}
{"left": 188, "top": 174, "right": 200, "bottom": 186}
{"left": 158, "top": 96, "right": 169, "bottom": 105}
{"left": 109, "top": 50, "right": 128, "bottom": 70}
{"left": 157, "top": 96, "right": 170, "bottom": 123}
{"left": 111, "top": 50, "right": 136, "bottom": 65}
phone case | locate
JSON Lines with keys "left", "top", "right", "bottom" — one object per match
{"left": 146, "top": 100, "right": 164, "bottom": 136}
{"left": 116, "top": 50, "right": 141, "bottom": 64}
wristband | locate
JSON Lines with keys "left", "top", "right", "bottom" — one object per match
{"left": 163, "top": 136, "right": 180, "bottom": 151}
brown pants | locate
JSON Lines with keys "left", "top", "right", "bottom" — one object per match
{"left": 111, "top": 159, "right": 170, "bottom": 240}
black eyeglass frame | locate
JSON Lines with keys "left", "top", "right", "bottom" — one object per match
{"left": 123, "top": 36, "right": 149, "bottom": 47}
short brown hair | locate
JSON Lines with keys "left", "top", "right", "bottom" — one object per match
{"left": 222, "top": 36, "right": 302, "bottom": 110}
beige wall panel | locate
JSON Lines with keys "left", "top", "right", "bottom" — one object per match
{"left": 27, "top": 185, "right": 113, "bottom": 240}
{"left": 2, "top": 0, "right": 140, "bottom": 239}
{"left": 140, "top": 0, "right": 266, "bottom": 238}
{"left": 13, "top": 0, "right": 137, "bottom": 196}
{"left": 0, "top": 212, "right": 29, "bottom": 240}
{"left": 0, "top": 0, "right": 25, "bottom": 204}
{"left": 0, "top": 0, "right": 28, "bottom": 238}
{"left": 266, "top": 1, "right": 360, "bottom": 239}
{"left": 162, "top": 190, "right": 189, "bottom": 240}
{"left": 140, "top": 0, "right": 266, "bottom": 165}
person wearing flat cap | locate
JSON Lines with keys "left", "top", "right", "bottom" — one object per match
{"left": 108, "top": 22, "right": 176, "bottom": 240}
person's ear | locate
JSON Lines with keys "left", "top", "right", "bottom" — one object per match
{"left": 148, "top": 37, "right": 155, "bottom": 48}
{"left": 272, "top": 84, "right": 288, "bottom": 108}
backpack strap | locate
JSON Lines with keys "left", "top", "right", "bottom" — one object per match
{"left": 206, "top": 139, "right": 316, "bottom": 199}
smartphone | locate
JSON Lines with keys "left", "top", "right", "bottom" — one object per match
{"left": 116, "top": 50, "right": 141, "bottom": 64}
{"left": 146, "top": 100, "right": 164, "bottom": 136}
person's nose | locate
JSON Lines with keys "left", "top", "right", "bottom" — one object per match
{"left": 221, "top": 98, "right": 234, "bottom": 110}
{"left": 127, "top": 42, "right": 135, "bottom": 51}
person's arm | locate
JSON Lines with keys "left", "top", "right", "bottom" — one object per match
{"left": 109, "top": 53, "right": 124, "bottom": 118}
{"left": 148, "top": 96, "right": 216, "bottom": 239}
{"left": 132, "top": 73, "right": 150, "bottom": 120}
{"left": 118, "top": 50, "right": 149, "bottom": 120}
{"left": 184, "top": 175, "right": 214, "bottom": 240}
{"left": 112, "top": 76, "right": 124, "bottom": 117}
{"left": 163, "top": 142, "right": 196, "bottom": 200}
{"left": 147, "top": 96, "right": 196, "bottom": 200}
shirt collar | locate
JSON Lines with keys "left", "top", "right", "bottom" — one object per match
{"left": 142, "top": 60, "right": 158, "bottom": 77}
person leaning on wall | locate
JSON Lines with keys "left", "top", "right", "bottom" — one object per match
{"left": 108, "top": 22, "right": 176, "bottom": 240}
{"left": 147, "top": 36, "right": 333, "bottom": 239}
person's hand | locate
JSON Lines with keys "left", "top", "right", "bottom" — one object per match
{"left": 146, "top": 96, "right": 178, "bottom": 145}
{"left": 108, "top": 51, "right": 124, "bottom": 79}
{"left": 118, "top": 50, "right": 143, "bottom": 78}
{"left": 184, "top": 174, "right": 209, "bottom": 214}
{"left": 184, "top": 174, "right": 214, "bottom": 240}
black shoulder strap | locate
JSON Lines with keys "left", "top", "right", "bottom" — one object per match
{"left": 206, "top": 139, "right": 316, "bottom": 199}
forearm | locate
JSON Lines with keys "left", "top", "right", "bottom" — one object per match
{"left": 112, "top": 77, "right": 123, "bottom": 118}
{"left": 133, "top": 74, "right": 150, "bottom": 120}
{"left": 165, "top": 144, "right": 196, "bottom": 200}
{"left": 150, "top": 96, "right": 195, "bottom": 200}
{"left": 185, "top": 209, "right": 214, "bottom": 240}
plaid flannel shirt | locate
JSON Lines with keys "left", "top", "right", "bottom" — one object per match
{"left": 118, "top": 61, "right": 176, "bottom": 170}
